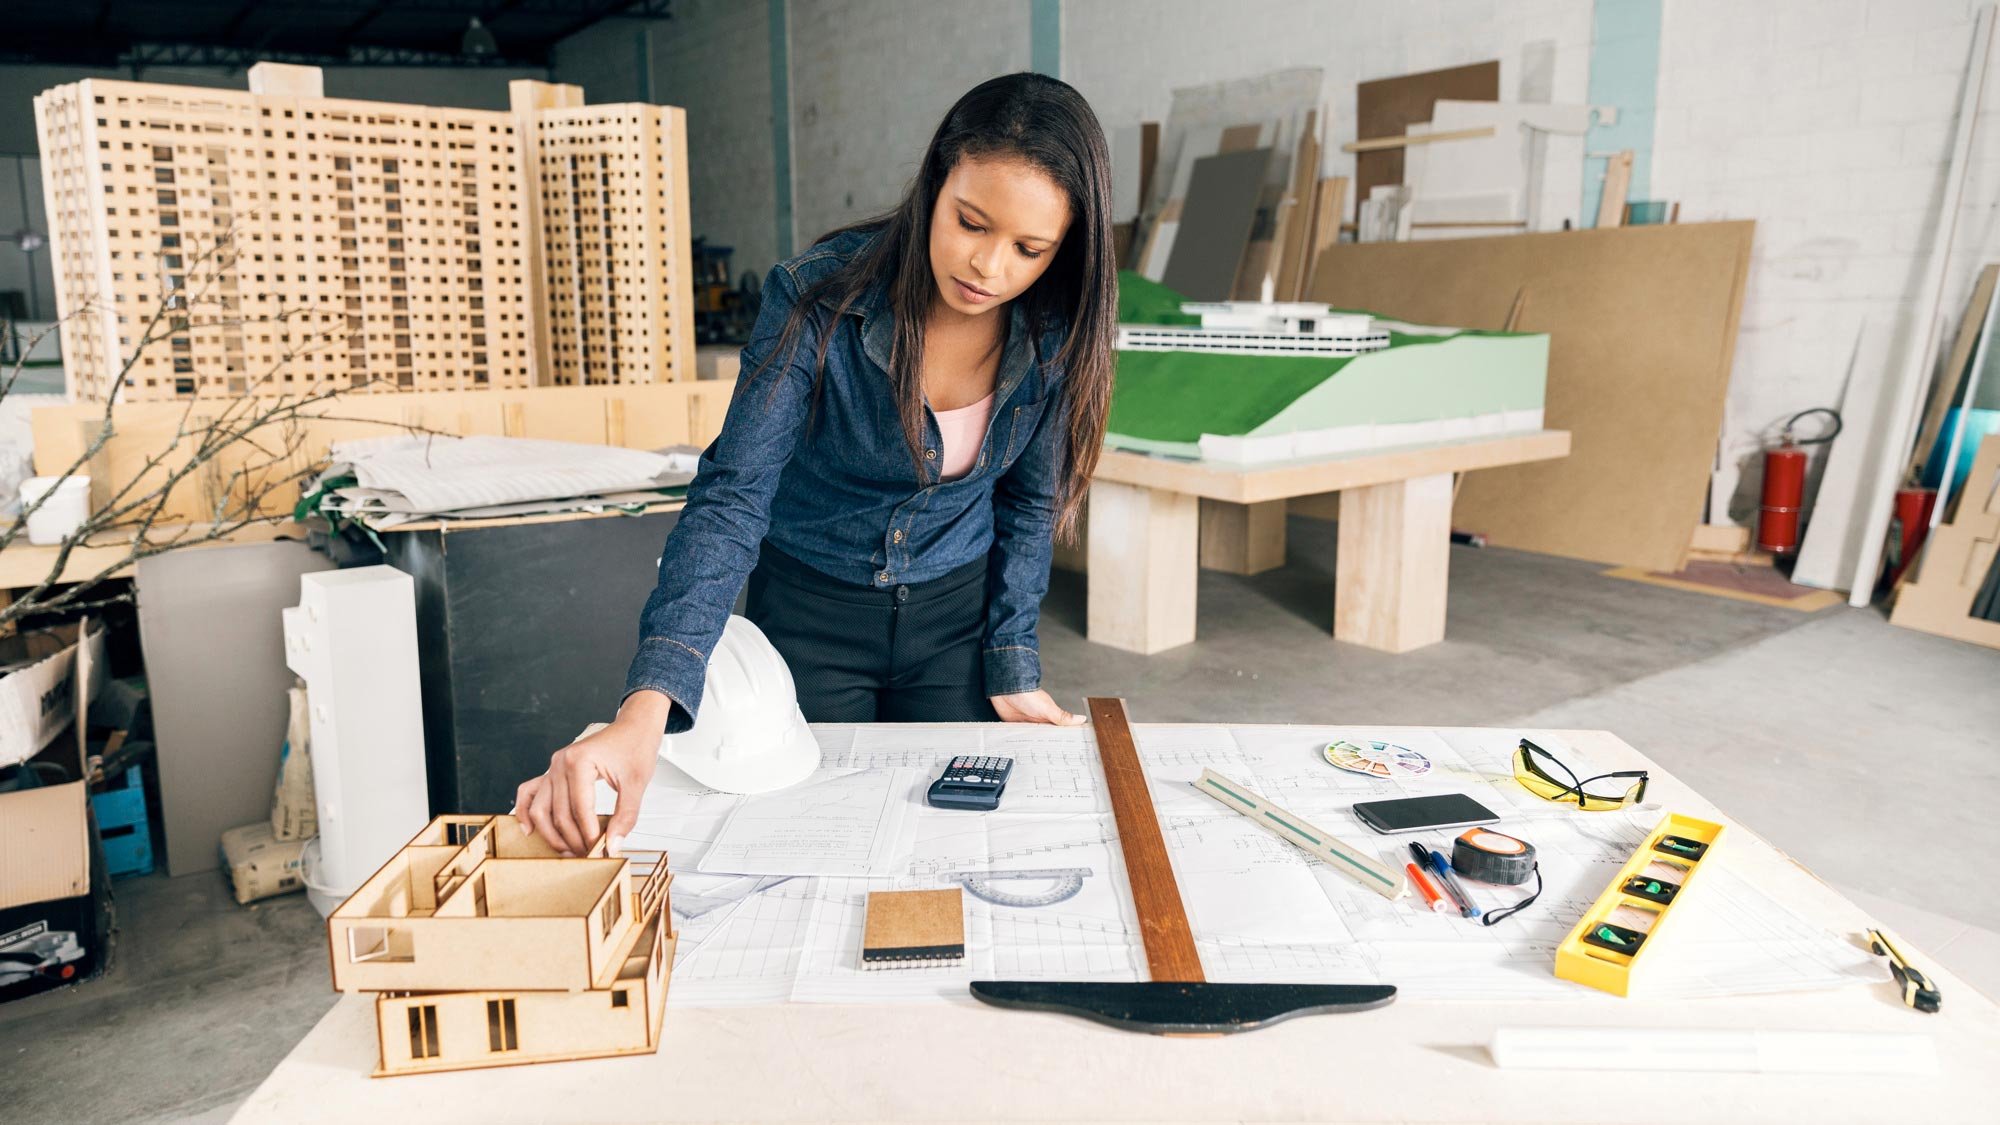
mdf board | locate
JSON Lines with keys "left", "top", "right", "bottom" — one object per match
{"left": 136, "top": 538, "right": 336, "bottom": 875}
{"left": 1161, "top": 148, "right": 1271, "bottom": 302}
{"left": 1355, "top": 62, "right": 1499, "bottom": 208}
{"left": 1273, "top": 113, "right": 1322, "bottom": 301}
{"left": 1909, "top": 264, "right": 2000, "bottom": 480}
{"left": 1307, "top": 222, "right": 1755, "bottom": 571}
{"left": 29, "top": 381, "right": 735, "bottom": 525}
{"left": 382, "top": 507, "right": 682, "bottom": 814}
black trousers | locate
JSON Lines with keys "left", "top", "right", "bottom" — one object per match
{"left": 745, "top": 542, "right": 1000, "bottom": 723}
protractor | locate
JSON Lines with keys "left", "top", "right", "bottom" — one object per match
{"left": 944, "top": 867, "right": 1094, "bottom": 908}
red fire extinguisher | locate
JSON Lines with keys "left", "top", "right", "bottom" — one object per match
{"left": 1757, "top": 408, "right": 1841, "bottom": 556}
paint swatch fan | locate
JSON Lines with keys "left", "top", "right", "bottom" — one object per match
{"left": 970, "top": 698, "right": 1396, "bottom": 1033}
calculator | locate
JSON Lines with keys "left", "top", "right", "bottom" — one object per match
{"left": 926, "top": 756, "right": 1014, "bottom": 811}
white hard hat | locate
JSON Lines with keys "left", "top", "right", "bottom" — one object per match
{"left": 660, "top": 615, "right": 820, "bottom": 794}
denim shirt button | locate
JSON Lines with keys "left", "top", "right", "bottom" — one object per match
{"left": 924, "top": 448, "right": 937, "bottom": 460}
{"left": 892, "top": 528, "right": 904, "bottom": 544}
{"left": 876, "top": 571, "right": 891, "bottom": 584}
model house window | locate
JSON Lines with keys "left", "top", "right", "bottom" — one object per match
{"left": 611, "top": 990, "right": 628, "bottom": 1008}
{"left": 486, "top": 998, "right": 519, "bottom": 1052}
{"left": 446, "top": 821, "right": 479, "bottom": 847}
{"left": 601, "top": 891, "right": 622, "bottom": 940}
{"left": 347, "top": 926, "right": 415, "bottom": 963}
{"left": 408, "top": 1005, "right": 439, "bottom": 1059}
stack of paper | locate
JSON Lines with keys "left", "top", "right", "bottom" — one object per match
{"left": 307, "top": 435, "right": 698, "bottom": 528}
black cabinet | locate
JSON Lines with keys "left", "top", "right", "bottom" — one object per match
{"left": 383, "top": 508, "right": 682, "bottom": 814}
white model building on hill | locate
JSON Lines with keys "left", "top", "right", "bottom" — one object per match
{"left": 1117, "top": 299, "right": 1392, "bottom": 357}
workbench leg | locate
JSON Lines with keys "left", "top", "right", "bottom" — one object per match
{"left": 1087, "top": 480, "right": 1199, "bottom": 654}
{"left": 1051, "top": 496, "right": 1089, "bottom": 574}
{"left": 1289, "top": 491, "right": 1340, "bottom": 521}
{"left": 1334, "top": 472, "right": 1452, "bottom": 652}
{"left": 1199, "top": 499, "right": 1287, "bottom": 575}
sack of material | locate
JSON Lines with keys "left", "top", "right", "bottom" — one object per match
{"left": 218, "top": 822, "right": 306, "bottom": 905}
{"left": 270, "top": 684, "right": 317, "bottom": 841}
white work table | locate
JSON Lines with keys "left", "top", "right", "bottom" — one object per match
{"left": 232, "top": 729, "right": 2000, "bottom": 1123}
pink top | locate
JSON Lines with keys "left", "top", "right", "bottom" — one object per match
{"left": 934, "top": 392, "right": 996, "bottom": 481}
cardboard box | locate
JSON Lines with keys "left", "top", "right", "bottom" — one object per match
{"left": 0, "top": 621, "right": 107, "bottom": 769}
{"left": 219, "top": 822, "right": 307, "bottom": 904}
{"left": 0, "top": 784, "right": 110, "bottom": 1003}
{"left": 0, "top": 621, "right": 111, "bottom": 1005}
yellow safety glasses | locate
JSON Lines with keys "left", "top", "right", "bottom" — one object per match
{"left": 1514, "top": 739, "right": 1649, "bottom": 811}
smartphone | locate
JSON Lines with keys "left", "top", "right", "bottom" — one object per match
{"left": 1353, "top": 793, "right": 1501, "bottom": 835}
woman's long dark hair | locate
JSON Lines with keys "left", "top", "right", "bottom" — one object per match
{"left": 748, "top": 71, "right": 1116, "bottom": 542}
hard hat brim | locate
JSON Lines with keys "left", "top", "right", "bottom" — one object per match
{"left": 665, "top": 705, "right": 822, "bottom": 795}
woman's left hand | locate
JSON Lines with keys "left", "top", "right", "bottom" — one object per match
{"left": 991, "top": 689, "right": 1087, "bottom": 725}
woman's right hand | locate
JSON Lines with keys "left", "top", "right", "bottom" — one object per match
{"left": 515, "top": 690, "right": 672, "bottom": 856}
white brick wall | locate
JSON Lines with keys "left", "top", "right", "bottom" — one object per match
{"left": 655, "top": 1, "right": 781, "bottom": 281}
{"left": 548, "top": 0, "right": 2000, "bottom": 526}
{"left": 1654, "top": 0, "right": 1999, "bottom": 520}
{"left": 1063, "top": 0, "right": 1595, "bottom": 231}
{"left": 787, "top": 0, "right": 1030, "bottom": 249}
{"left": 556, "top": 3, "right": 782, "bottom": 281}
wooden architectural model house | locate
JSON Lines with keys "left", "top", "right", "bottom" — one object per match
{"left": 326, "top": 814, "right": 674, "bottom": 1077}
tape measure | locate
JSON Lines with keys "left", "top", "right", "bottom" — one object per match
{"left": 1452, "top": 828, "right": 1536, "bottom": 886}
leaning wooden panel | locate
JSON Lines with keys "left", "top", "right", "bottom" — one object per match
{"left": 1307, "top": 223, "right": 1754, "bottom": 572}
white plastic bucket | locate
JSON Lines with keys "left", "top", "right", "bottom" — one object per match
{"left": 299, "top": 837, "right": 357, "bottom": 918}
{"left": 18, "top": 475, "right": 90, "bottom": 546}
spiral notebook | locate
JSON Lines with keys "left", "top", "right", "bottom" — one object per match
{"left": 861, "top": 888, "right": 966, "bottom": 969}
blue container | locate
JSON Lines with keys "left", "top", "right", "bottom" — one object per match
{"left": 1921, "top": 407, "right": 2000, "bottom": 506}
{"left": 91, "top": 766, "right": 154, "bottom": 878}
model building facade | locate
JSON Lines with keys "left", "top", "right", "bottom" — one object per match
{"left": 34, "top": 64, "right": 693, "bottom": 403}
{"left": 516, "top": 83, "right": 697, "bottom": 387}
{"left": 327, "top": 813, "right": 674, "bottom": 1077}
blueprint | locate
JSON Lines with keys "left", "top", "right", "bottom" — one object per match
{"left": 695, "top": 767, "right": 919, "bottom": 877}
{"left": 605, "top": 724, "right": 1887, "bottom": 1006}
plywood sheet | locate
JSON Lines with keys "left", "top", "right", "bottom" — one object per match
{"left": 30, "top": 381, "right": 735, "bottom": 525}
{"left": 1355, "top": 61, "right": 1499, "bottom": 207}
{"left": 1307, "top": 222, "right": 1756, "bottom": 570}
{"left": 1162, "top": 148, "right": 1270, "bottom": 302}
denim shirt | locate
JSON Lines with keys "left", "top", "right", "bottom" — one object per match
{"left": 624, "top": 229, "right": 1071, "bottom": 732}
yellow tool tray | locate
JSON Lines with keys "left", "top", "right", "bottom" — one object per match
{"left": 1554, "top": 812, "right": 1725, "bottom": 997}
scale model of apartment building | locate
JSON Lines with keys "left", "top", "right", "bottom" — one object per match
{"left": 34, "top": 62, "right": 694, "bottom": 402}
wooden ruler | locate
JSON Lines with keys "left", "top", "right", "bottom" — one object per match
{"left": 1087, "top": 696, "right": 1204, "bottom": 983}
{"left": 968, "top": 698, "right": 1400, "bottom": 1033}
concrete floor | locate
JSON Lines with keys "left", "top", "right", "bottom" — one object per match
{"left": 3, "top": 516, "right": 1996, "bottom": 1123}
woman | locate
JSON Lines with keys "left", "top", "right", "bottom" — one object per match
{"left": 516, "top": 72, "right": 1118, "bottom": 855}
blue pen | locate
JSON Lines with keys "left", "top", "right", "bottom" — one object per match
{"left": 1428, "top": 847, "right": 1482, "bottom": 919}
